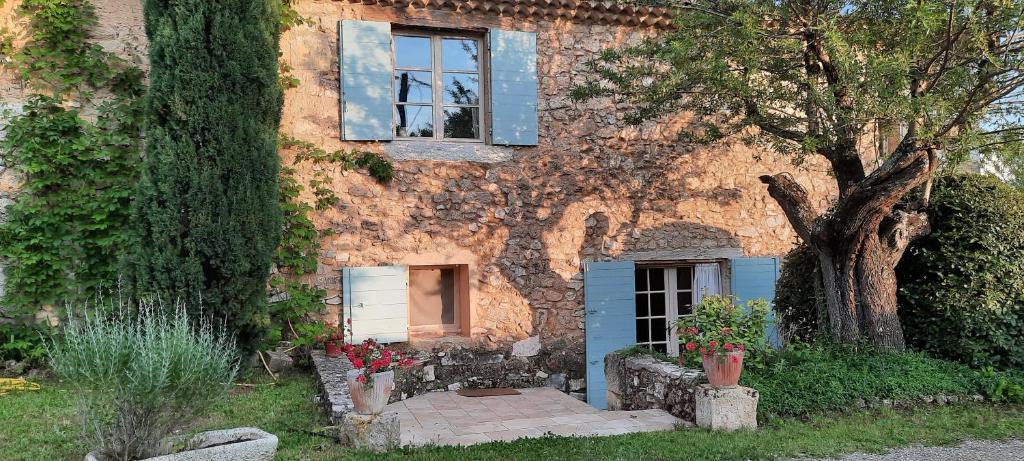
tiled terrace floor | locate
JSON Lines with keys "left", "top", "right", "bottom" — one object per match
{"left": 384, "top": 387, "right": 685, "bottom": 447}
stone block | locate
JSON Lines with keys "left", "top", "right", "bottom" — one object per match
{"left": 265, "top": 350, "right": 294, "bottom": 374}
{"left": 340, "top": 412, "right": 399, "bottom": 453}
{"left": 694, "top": 385, "right": 758, "bottom": 431}
{"left": 512, "top": 335, "right": 542, "bottom": 357}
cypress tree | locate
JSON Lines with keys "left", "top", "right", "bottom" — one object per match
{"left": 131, "top": 0, "right": 283, "bottom": 351}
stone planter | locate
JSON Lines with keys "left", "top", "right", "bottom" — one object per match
{"left": 702, "top": 351, "right": 744, "bottom": 387}
{"left": 85, "top": 427, "right": 277, "bottom": 461}
{"left": 347, "top": 369, "right": 395, "bottom": 415}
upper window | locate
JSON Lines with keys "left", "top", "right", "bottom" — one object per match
{"left": 393, "top": 32, "right": 484, "bottom": 141}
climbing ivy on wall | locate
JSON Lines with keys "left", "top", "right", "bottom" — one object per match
{"left": 266, "top": 2, "right": 394, "bottom": 349}
{"left": 0, "top": 0, "right": 143, "bottom": 319}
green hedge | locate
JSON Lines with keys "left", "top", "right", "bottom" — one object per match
{"left": 897, "top": 174, "right": 1024, "bottom": 369}
{"left": 774, "top": 244, "right": 825, "bottom": 344}
{"left": 741, "top": 345, "right": 1024, "bottom": 418}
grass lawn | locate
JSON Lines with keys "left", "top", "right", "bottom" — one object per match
{"left": 2, "top": 373, "right": 1023, "bottom": 461}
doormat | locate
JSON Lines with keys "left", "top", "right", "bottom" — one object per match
{"left": 456, "top": 388, "right": 521, "bottom": 397}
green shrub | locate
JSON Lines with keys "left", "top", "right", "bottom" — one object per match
{"left": 774, "top": 244, "right": 826, "bottom": 344}
{"left": 129, "top": 0, "right": 284, "bottom": 353}
{"left": 0, "top": 322, "right": 49, "bottom": 365}
{"left": 897, "top": 174, "right": 1024, "bottom": 369}
{"left": 741, "top": 344, "right": 1024, "bottom": 418}
{"left": 47, "top": 300, "right": 238, "bottom": 460}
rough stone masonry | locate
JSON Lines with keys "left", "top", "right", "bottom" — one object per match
{"left": 0, "top": 0, "right": 838, "bottom": 377}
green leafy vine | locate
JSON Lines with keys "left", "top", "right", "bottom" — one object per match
{"left": 0, "top": 0, "right": 143, "bottom": 361}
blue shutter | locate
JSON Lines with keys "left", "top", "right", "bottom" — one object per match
{"left": 343, "top": 266, "right": 408, "bottom": 343}
{"left": 584, "top": 260, "right": 636, "bottom": 409}
{"left": 489, "top": 29, "right": 538, "bottom": 146}
{"left": 730, "top": 257, "right": 782, "bottom": 348}
{"left": 339, "top": 20, "right": 393, "bottom": 141}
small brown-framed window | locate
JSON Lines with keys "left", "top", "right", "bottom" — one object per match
{"left": 408, "top": 264, "right": 470, "bottom": 339}
{"left": 392, "top": 29, "right": 485, "bottom": 142}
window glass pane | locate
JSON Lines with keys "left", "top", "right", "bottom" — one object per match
{"left": 443, "top": 73, "right": 480, "bottom": 105}
{"left": 649, "top": 268, "right": 665, "bottom": 291}
{"left": 636, "top": 319, "right": 649, "bottom": 343}
{"left": 395, "top": 105, "right": 433, "bottom": 137}
{"left": 651, "top": 318, "right": 667, "bottom": 341}
{"left": 677, "top": 266, "right": 693, "bottom": 290}
{"left": 443, "top": 107, "right": 480, "bottom": 139}
{"left": 635, "top": 269, "right": 648, "bottom": 292}
{"left": 394, "top": 36, "right": 431, "bottom": 68}
{"left": 636, "top": 293, "right": 649, "bottom": 317}
{"left": 394, "top": 71, "right": 432, "bottom": 103}
{"left": 650, "top": 292, "right": 666, "bottom": 317}
{"left": 678, "top": 293, "right": 692, "bottom": 316}
{"left": 442, "top": 38, "right": 478, "bottom": 71}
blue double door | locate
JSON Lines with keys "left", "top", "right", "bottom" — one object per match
{"left": 583, "top": 257, "right": 780, "bottom": 409}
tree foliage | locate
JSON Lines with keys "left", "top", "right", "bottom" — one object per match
{"left": 129, "top": 0, "right": 284, "bottom": 352}
{"left": 575, "top": 0, "right": 1024, "bottom": 348}
{"left": 898, "top": 174, "right": 1024, "bottom": 369}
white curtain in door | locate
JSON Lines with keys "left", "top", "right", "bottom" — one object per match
{"left": 692, "top": 263, "right": 722, "bottom": 306}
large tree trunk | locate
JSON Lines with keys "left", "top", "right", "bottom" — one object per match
{"left": 759, "top": 144, "right": 935, "bottom": 349}
{"left": 856, "top": 233, "right": 906, "bottom": 349}
{"left": 815, "top": 231, "right": 905, "bottom": 349}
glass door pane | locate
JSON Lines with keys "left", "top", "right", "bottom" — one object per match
{"left": 635, "top": 268, "right": 670, "bottom": 354}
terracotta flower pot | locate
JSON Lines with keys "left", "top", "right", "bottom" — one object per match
{"left": 702, "top": 350, "right": 745, "bottom": 387}
{"left": 325, "top": 341, "right": 343, "bottom": 358}
{"left": 346, "top": 369, "right": 395, "bottom": 415}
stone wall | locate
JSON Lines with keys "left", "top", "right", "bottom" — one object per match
{"left": 391, "top": 335, "right": 588, "bottom": 401}
{"left": 1, "top": 1, "right": 840, "bottom": 355}
{"left": 605, "top": 351, "right": 707, "bottom": 423}
{"left": 281, "top": 1, "right": 837, "bottom": 351}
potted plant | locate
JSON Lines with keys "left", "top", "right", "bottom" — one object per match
{"left": 343, "top": 338, "right": 414, "bottom": 414}
{"left": 323, "top": 329, "right": 345, "bottom": 358}
{"left": 677, "top": 295, "right": 769, "bottom": 387}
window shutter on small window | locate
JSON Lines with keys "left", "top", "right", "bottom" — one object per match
{"left": 342, "top": 266, "right": 409, "bottom": 343}
{"left": 339, "top": 20, "right": 393, "bottom": 141}
{"left": 489, "top": 29, "right": 538, "bottom": 146}
{"left": 730, "top": 257, "right": 782, "bottom": 348}
{"left": 583, "top": 260, "right": 637, "bottom": 409}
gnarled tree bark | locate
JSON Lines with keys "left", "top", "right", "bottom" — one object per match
{"left": 759, "top": 145, "right": 937, "bottom": 349}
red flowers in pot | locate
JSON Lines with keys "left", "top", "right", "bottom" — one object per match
{"left": 677, "top": 295, "right": 769, "bottom": 388}
{"left": 343, "top": 339, "right": 415, "bottom": 414}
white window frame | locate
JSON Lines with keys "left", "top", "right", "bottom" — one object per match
{"left": 391, "top": 29, "right": 487, "bottom": 143}
{"left": 635, "top": 264, "right": 720, "bottom": 356}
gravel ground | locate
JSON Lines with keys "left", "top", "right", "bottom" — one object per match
{"left": 798, "top": 439, "right": 1024, "bottom": 461}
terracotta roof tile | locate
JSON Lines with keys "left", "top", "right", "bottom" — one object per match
{"left": 339, "top": 0, "right": 677, "bottom": 27}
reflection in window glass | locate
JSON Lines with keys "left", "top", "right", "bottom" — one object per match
{"left": 443, "top": 107, "right": 480, "bottom": 139}
{"left": 395, "top": 105, "right": 433, "bottom": 138}
{"left": 394, "top": 36, "right": 431, "bottom": 69}
{"left": 393, "top": 33, "right": 482, "bottom": 141}
{"left": 442, "top": 38, "right": 478, "bottom": 71}
{"left": 442, "top": 73, "right": 479, "bottom": 105}
{"left": 394, "top": 71, "right": 432, "bottom": 103}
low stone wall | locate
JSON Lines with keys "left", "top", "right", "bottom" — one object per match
{"left": 392, "top": 336, "right": 588, "bottom": 401}
{"left": 605, "top": 352, "right": 707, "bottom": 423}
{"left": 311, "top": 350, "right": 355, "bottom": 424}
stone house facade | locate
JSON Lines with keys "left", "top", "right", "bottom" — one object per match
{"left": 1, "top": 0, "right": 836, "bottom": 403}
